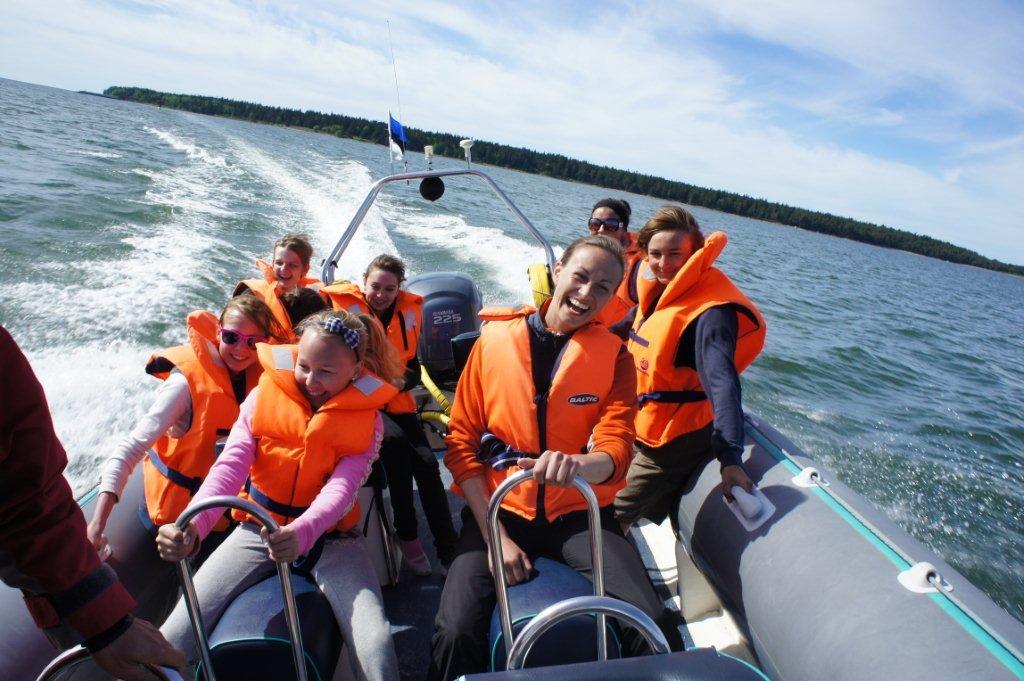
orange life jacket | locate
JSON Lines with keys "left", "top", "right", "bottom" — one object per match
{"left": 594, "top": 232, "right": 644, "bottom": 329}
{"left": 232, "top": 344, "right": 398, "bottom": 531}
{"left": 450, "top": 306, "right": 626, "bottom": 521}
{"left": 143, "top": 311, "right": 260, "bottom": 529}
{"left": 233, "top": 259, "right": 323, "bottom": 343}
{"left": 628, "top": 231, "right": 766, "bottom": 448}
{"left": 320, "top": 282, "right": 422, "bottom": 414}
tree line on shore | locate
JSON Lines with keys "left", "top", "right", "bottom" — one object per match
{"left": 102, "top": 86, "right": 1023, "bottom": 277}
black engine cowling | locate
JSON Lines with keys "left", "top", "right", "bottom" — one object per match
{"left": 406, "top": 272, "right": 482, "bottom": 387}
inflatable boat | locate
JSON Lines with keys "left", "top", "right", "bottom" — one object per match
{"left": 3, "top": 149, "right": 1022, "bottom": 680}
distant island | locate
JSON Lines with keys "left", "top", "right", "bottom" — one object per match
{"left": 103, "top": 86, "right": 1023, "bottom": 277}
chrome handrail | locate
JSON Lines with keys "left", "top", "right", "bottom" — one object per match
{"left": 487, "top": 470, "right": 606, "bottom": 668}
{"left": 319, "top": 168, "right": 557, "bottom": 284}
{"left": 174, "top": 496, "right": 308, "bottom": 681}
{"left": 506, "top": 595, "right": 671, "bottom": 670}
{"left": 35, "top": 644, "right": 184, "bottom": 681}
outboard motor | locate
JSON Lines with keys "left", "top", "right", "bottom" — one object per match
{"left": 406, "top": 272, "right": 482, "bottom": 387}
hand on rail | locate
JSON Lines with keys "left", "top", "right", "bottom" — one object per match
{"left": 92, "top": 617, "right": 185, "bottom": 681}
{"left": 155, "top": 522, "right": 198, "bottom": 562}
{"left": 488, "top": 526, "right": 533, "bottom": 586}
{"left": 261, "top": 525, "right": 300, "bottom": 563}
{"left": 721, "top": 465, "right": 754, "bottom": 501}
{"left": 518, "top": 450, "right": 580, "bottom": 487}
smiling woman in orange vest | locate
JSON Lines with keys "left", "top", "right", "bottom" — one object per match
{"left": 430, "top": 235, "right": 683, "bottom": 681}
{"left": 233, "top": 232, "right": 326, "bottom": 341}
{"left": 587, "top": 198, "right": 644, "bottom": 331}
{"left": 156, "top": 308, "right": 404, "bottom": 680}
{"left": 616, "top": 205, "right": 766, "bottom": 531}
{"left": 88, "top": 295, "right": 285, "bottom": 557}
{"left": 321, "top": 254, "right": 457, "bottom": 576}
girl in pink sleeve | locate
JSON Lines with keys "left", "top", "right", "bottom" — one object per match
{"left": 157, "top": 309, "right": 404, "bottom": 681}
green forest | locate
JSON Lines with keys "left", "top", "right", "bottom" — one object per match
{"left": 103, "top": 86, "right": 1023, "bottom": 277}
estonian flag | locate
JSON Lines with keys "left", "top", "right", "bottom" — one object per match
{"left": 389, "top": 112, "right": 407, "bottom": 161}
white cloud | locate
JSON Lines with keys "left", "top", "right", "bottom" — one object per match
{"left": 1, "top": 0, "right": 1022, "bottom": 263}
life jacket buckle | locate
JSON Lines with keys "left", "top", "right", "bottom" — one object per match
{"left": 477, "top": 432, "right": 533, "bottom": 471}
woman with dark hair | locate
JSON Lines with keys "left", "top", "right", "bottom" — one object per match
{"left": 615, "top": 205, "right": 767, "bottom": 532}
{"left": 587, "top": 198, "right": 644, "bottom": 330}
{"left": 429, "top": 235, "right": 682, "bottom": 680}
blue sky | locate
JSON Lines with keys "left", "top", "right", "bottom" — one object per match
{"left": 3, "top": 0, "right": 1023, "bottom": 264}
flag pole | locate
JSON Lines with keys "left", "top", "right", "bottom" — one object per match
{"left": 386, "top": 20, "right": 408, "bottom": 175}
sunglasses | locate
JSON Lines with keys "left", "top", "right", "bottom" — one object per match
{"left": 588, "top": 217, "right": 623, "bottom": 232}
{"left": 219, "top": 327, "right": 268, "bottom": 349}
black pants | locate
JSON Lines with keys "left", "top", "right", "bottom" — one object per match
{"left": 428, "top": 505, "right": 684, "bottom": 680}
{"left": 379, "top": 412, "right": 457, "bottom": 564}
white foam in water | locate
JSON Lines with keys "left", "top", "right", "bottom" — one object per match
{"left": 145, "top": 126, "right": 229, "bottom": 167}
{"left": 25, "top": 343, "right": 154, "bottom": 496}
{"left": 386, "top": 206, "right": 547, "bottom": 305}
{"left": 228, "top": 140, "right": 396, "bottom": 279}
{"left": 68, "top": 149, "right": 121, "bottom": 159}
{"left": 11, "top": 127, "right": 244, "bottom": 484}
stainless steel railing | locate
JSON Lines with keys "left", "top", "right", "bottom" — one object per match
{"left": 174, "top": 496, "right": 308, "bottom": 681}
{"left": 319, "top": 168, "right": 557, "bottom": 284}
{"left": 35, "top": 644, "right": 184, "bottom": 681}
{"left": 486, "top": 470, "right": 606, "bottom": 669}
{"left": 507, "top": 595, "right": 671, "bottom": 670}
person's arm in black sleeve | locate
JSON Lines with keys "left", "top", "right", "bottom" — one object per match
{"left": 401, "top": 355, "right": 421, "bottom": 392}
{"left": 693, "top": 306, "right": 754, "bottom": 497}
{"left": 608, "top": 304, "right": 638, "bottom": 341}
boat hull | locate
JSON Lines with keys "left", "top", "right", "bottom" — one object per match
{"left": 673, "top": 412, "right": 1024, "bottom": 680}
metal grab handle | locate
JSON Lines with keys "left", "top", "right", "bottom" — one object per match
{"left": 487, "top": 470, "right": 606, "bottom": 668}
{"left": 174, "top": 495, "right": 307, "bottom": 681}
{"left": 319, "top": 168, "right": 557, "bottom": 284}
{"left": 506, "top": 595, "right": 671, "bottom": 670}
{"left": 35, "top": 644, "right": 184, "bottom": 681}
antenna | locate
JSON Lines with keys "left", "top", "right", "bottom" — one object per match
{"left": 386, "top": 20, "right": 408, "bottom": 175}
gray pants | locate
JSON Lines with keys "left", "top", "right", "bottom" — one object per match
{"left": 162, "top": 523, "right": 399, "bottom": 681}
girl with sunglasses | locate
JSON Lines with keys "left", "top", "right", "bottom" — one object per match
{"left": 234, "top": 232, "right": 326, "bottom": 342}
{"left": 322, "top": 254, "right": 457, "bottom": 576}
{"left": 588, "top": 198, "right": 644, "bottom": 331}
{"left": 88, "top": 295, "right": 284, "bottom": 558}
{"left": 156, "top": 309, "right": 403, "bottom": 680}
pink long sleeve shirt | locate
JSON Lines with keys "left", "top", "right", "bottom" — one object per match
{"left": 189, "top": 387, "right": 383, "bottom": 555}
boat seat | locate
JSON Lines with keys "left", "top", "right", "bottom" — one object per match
{"left": 488, "top": 557, "right": 620, "bottom": 671}
{"left": 202, "top": 573, "right": 342, "bottom": 681}
{"left": 463, "top": 647, "right": 767, "bottom": 680}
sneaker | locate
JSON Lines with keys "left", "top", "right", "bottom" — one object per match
{"left": 399, "top": 538, "right": 432, "bottom": 577}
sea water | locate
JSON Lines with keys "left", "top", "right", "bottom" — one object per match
{"left": 1, "top": 77, "right": 1021, "bottom": 623}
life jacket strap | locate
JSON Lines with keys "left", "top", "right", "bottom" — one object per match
{"left": 148, "top": 449, "right": 202, "bottom": 495}
{"left": 628, "top": 329, "right": 650, "bottom": 347}
{"left": 137, "top": 503, "right": 160, "bottom": 537}
{"left": 637, "top": 390, "right": 707, "bottom": 406}
{"left": 244, "top": 479, "right": 309, "bottom": 519}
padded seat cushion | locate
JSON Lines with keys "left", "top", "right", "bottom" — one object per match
{"left": 203, "top": 574, "right": 342, "bottom": 681}
{"left": 488, "top": 557, "right": 620, "bottom": 671}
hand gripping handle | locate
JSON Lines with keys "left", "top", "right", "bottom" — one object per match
{"left": 173, "top": 495, "right": 308, "bottom": 681}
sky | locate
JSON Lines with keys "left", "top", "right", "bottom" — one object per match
{"left": 3, "top": 0, "right": 1023, "bottom": 264}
